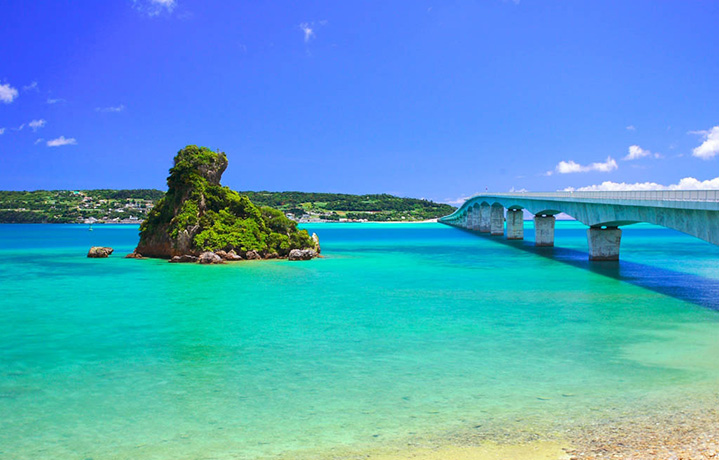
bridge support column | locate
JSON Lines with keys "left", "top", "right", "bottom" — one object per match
{"left": 490, "top": 204, "right": 504, "bottom": 236}
{"left": 534, "top": 215, "right": 555, "bottom": 247}
{"left": 479, "top": 204, "right": 491, "bottom": 233}
{"left": 587, "top": 227, "right": 622, "bottom": 261}
{"left": 506, "top": 209, "right": 524, "bottom": 240}
{"left": 469, "top": 208, "right": 479, "bottom": 230}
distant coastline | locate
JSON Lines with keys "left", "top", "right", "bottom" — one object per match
{"left": 0, "top": 189, "right": 455, "bottom": 224}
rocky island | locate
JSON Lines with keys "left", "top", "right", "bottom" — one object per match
{"left": 132, "top": 145, "right": 319, "bottom": 263}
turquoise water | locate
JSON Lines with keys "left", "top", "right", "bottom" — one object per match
{"left": 2, "top": 222, "right": 719, "bottom": 459}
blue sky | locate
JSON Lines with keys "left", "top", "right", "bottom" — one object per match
{"left": 1, "top": 1, "right": 718, "bottom": 203}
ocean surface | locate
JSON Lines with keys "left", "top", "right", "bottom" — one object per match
{"left": 2, "top": 222, "right": 719, "bottom": 459}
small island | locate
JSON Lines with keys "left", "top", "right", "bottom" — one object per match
{"left": 133, "top": 145, "right": 319, "bottom": 263}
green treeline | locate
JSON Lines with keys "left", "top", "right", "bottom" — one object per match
{"left": 238, "top": 191, "right": 455, "bottom": 221}
{"left": 0, "top": 189, "right": 161, "bottom": 223}
{"left": 0, "top": 189, "right": 455, "bottom": 223}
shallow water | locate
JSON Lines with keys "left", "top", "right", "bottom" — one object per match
{"left": 1, "top": 222, "right": 719, "bottom": 459}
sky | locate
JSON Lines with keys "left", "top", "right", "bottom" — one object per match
{"left": 1, "top": 0, "right": 718, "bottom": 203}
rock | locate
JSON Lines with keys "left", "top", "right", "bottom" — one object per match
{"left": 133, "top": 146, "right": 319, "bottom": 260}
{"left": 245, "top": 250, "right": 262, "bottom": 260}
{"left": 288, "top": 249, "right": 317, "bottom": 261}
{"left": 198, "top": 252, "right": 223, "bottom": 264}
{"left": 87, "top": 247, "right": 114, "bottom": 258}
{"left": 125, "top": 252, "right": 143, "bottom": 259}
{"left": 312, "top": 233, "right": 321, "bottom": 253}
{"left": 265, "top": 252, "right": 280, "bottom": 259}
{"left": 169, "top": 254, "right": 198, "bottom": 263}
{"left": 224, "top": 250, "right": 243, "bottom": 261}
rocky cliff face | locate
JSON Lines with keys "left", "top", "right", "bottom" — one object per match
{"left": 135, "top": 145, "right": 316, "bottom": 259}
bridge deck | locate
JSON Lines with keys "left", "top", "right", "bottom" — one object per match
{"left": 439, "top": 190, "right": 719, "bottom": 258}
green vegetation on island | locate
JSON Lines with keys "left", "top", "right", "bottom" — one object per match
{"left": 0, "top": 190, "right": 454, "bottom": 224}
{"left": 0, "top": 189, "right": 163, "bottom": 223}
{"left": 238, "top": 191, "right": 455, "bottom": 222}
{"left": 134, "top": 145, "right": 316, "bottom": 259}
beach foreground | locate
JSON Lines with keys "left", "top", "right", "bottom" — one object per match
{"left": 276, "top": 393, "right": 719, "bottom": 460}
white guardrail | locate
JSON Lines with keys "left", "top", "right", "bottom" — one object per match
{"left": 480, "top": 190, "right": 719, "bottom": 202}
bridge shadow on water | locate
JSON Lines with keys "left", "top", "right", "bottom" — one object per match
{"left": 456, "top": 227, "right": 719, "bottom": 311}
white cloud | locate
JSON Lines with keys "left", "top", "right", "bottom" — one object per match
{"left": 299, "top": 22, "right": 314, "bottom": 42}
{"left": 0, "top": 128, "right": 5, "bottom": 135}
{"left": 47, "top": 98, "right": 66, "bottom": 104}
{"left": 133, "top": 0, "right": 176, "bottom": 16}
{"left": 95, "top": 104, "right": 125, "bottom": 113}
{"left": 566, "top": 176, "right": 719, "bottom": 192}
{"left": 150, "top": 0, "right": 175, "bottom": 13}
{"left": 444, "top": 195, "right": 475, "bottom": 206}
{"left": 47, "top": 136, "right": 77, "bottom": 147}
{"left": 23, "top": 81, "right": 38, "bottom": 91}
{"left": 0, "top": 83, "right": 19, "bottom": 103}
{"left": 13, "top": 123, "right": 25, "bottom": 131}
{"left": 623, "top": 144, "right": 657, "bottom": 161}
{"left": 28, "top": 119, "right": 46, "bottom": 131}
{"left": 34, "top": 138, "right": 44, "bottom": 144}
{"left": 691, "top": 126, "right": 719, "bottom": 160}
{"left": 554, "top": 157, "right": 618, "bottom": 174}
{"left": 626, "top": 125, "right": 636, "bottom": 131}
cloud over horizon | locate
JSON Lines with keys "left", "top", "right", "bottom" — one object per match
{"left": 28, "top": 119, "right": 46, "bottom": 131}
{"left": 47, "top": 136, "right": 77, "bottom": 147}
{"left": 299, "top": 23, "right": 315, "bottom": 42}
{"left": 0, "top": 83, "right": 19, "bottom": 103}
{"left": 299, "top": 20, "right": 327, "bottom": 44}
{"left": 550, "top": 157, "right": 618, "bottom": 175}
{"left": 565, "top": 176, "right": 719, "bottom": 192}
{"left": 133, "top": 0, "right": 176, "bottom": 16}
{"left": 691, "top": 126, "right": 719, "bottom": 160}
{"left": 96, "top": 104, "right": 125, "bottom": 113}
{"left": 623, "top": 145, "right": 659, "bottom": 161}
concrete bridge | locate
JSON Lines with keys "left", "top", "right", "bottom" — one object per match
{"left": 439, "top": 190, "right": 719, "bottom": 261}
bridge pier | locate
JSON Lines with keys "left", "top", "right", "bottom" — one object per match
{"left": 587, "top": 227, "right": 622, "bottom": 261}
{"left": 506, "top": 209, "right": 524, "bottom": 240}
{"left": 490, "top": 204, "right": 504, "bottom": 236}
{"left": 479, "top": 203, "right": 491, "bottom": 233}
{"left": 534, "top": 215, "right": 555, "bottom": 247}
{"left": 441, "top": 191, "right": 719, "bottom": 259}
{"left": 470, "top": 206, "right": 480, "bottom": 230}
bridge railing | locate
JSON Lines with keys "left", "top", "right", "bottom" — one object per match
{"left": 482, "top": 190, "right": 719, "bottom": 202}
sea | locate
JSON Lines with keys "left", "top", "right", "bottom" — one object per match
{"left": 2, "top": 222, "right": 719, "bottom": 459}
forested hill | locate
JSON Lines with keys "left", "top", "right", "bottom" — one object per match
{"left": 238, "top": 191, "right": 455, "bottom": 222}
{"left": 0, "top": 189, "right": 164, "bottom": 223}
{"left": 0, "top": 189, "right": 455, "bottom": 223}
